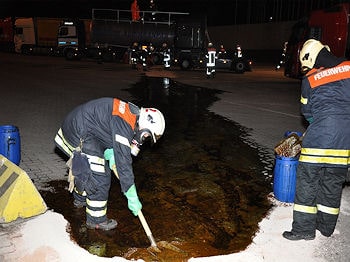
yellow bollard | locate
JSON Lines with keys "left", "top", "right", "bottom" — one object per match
{"left": 0, "top": 154, "right": 47, "bottom": 223}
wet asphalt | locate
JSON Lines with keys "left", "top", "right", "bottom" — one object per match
{"left": 2, "top": 52, "right": 349, "bottom": 261}
{"left": 0, "top": 52, "right": 304, "bottom": 187}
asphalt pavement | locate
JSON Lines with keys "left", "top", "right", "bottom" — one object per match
{"left": 0, "top": 52, "right": 349, "bottom": 261}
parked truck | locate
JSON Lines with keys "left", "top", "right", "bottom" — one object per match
{"left": 57, "top": 8, "right": 250, "bottom": 72}
{"left": 57, "top": 9, "right": 209, "bottom": 69}
{"left": 0, "top": 8, "right": 250, "bottom": 72}
{"left": 0, "top": 16, "right": 77, "bottom": 56}
{"left": 284, "top": 3, "right": 350, "bottom": 79}
{"left": 14, "top": 17, "right": 63, "bottom": 55}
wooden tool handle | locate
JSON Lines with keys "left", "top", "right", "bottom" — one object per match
{"left": 138, "top": 210, "right": 157, "bottom": 247}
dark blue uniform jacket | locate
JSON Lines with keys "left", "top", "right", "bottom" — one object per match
{"left": 61, "top": 97, "right": 139, "bottom": 192}
{"left": 300, "top": 61, "right": 350, "bottom": 167}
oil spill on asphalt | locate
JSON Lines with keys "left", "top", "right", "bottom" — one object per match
{"left": 42, "top": 77, "right": 273, "bottom": 261}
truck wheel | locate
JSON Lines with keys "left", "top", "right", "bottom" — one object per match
{"left": 180, "top": 59, "right": 191, "bottom": 70}
{"left": 152, "top": 53, "right": 161, "bottom": 65}
{"left": 65, "top": 49, "right": 76, "bottom": 60}
{"left": 102, "top": 52, "right": 115, "bottom": 62}
{"left": 21, "top": 47, "right": 31, "bottom": 55}
{"left": 233, "top": 61, "right": 245, "bottom": 73}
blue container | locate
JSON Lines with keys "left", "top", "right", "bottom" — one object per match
{"left": 284, "top": 131, "right": 303, "bottom": 138}
{"left": 273, "top": 155, "right": 298, "bottom": 203}
{"left": 0, "top": 125, "right": 21, "bottom": 165}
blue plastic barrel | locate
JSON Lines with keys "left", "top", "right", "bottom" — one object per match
{"left": 273, "top": 155, "right": 298, "bottom": 203}
{"left": 0, "top": 125, "right": 21, "bottom": 165}
{"left": 284, "top": 131, "right": 303, "bottom": 138}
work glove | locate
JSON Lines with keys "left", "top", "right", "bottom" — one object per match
{"left": 104, "top": 148, "right": 116, "bottom": 170}
{"left": 66, "top": 155, "right": 75, "bottom": 193}
{"left": 307, "top": 117, "right": 314, "bottom": 124}
{"left": 124, "top": 184, "right": 142, "bottom": 216}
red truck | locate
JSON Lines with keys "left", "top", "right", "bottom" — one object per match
{"left": 0, "top": 17, "right": 14, "bottom": 52}
{"left": 284, "top": 3, "right": 350, "bottom": 79}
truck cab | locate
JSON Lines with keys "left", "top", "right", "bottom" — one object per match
{"left": 174, "top": 17, "right": 207, "bottom": 69}
{"left": 57, "top": 20, "right": 88, "bottom": 60}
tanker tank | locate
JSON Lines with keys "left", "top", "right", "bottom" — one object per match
{"left": 91, "top": 20, "right": 176, "bottom": 47}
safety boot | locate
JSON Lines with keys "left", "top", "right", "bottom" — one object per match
{"left": 86, "top": 219, "right": 118, "bottom": 231}
{"left": 282, "top": 231, "right": 315, "bottom": 241}
{"left": 73, "top": 199, "right": 86, "bottom": 208}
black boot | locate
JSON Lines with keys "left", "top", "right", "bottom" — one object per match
{"left": 282, "top": 231, "right": 315, "bottom": 241}
{"left": 86, "top": 219, "right": 118, "bottom": 231}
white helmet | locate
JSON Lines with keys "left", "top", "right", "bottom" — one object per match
{"left": 138, "top": 108, "right": 165, "bottom": 143}
{"left": 299, "top": 39, "right": 330, "bottom": 72}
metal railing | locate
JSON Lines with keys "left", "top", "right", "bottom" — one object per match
{"left": 92, "top": 9, "right": 189, "bottom": 26}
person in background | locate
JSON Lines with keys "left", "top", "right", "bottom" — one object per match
{"left": 162, "top": 42, "right": 171, "bottom": 70}
{"left": 131, "top": 0, "right": 140, "bottom": 21}
{"left": 218, "top": 44, "right": 226, "bottom": 59}
{"left": 130, "top": 42, "right": 139, "bottom": 69}
{"left": 206, "top": 42, "right": 217, "bottom": 78}
{"left": 234, "top": 44, "right": 242, "bottom": 58}
{"left": 283, "top": 39, "right": 350, "bottom": 240}
{"left": 140, "top": 45, "right": 149, "bottom": 71}
{"left": 54, "top": 97, "right": 165, "bottom": 231}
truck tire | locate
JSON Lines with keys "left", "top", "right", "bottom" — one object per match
{"left": 180, "top": 59, "right": 191, "bottom": 70}
{"left": 152, "top": 53, "right": 162, "bottom": 65}
{"left": 233, "top": 60, "right": 245, "bottom": 74}
{"left": 65, "top": 49, "right": 77, "bottom": 60}
{"left": 102, "top": 51, "right": 115, "bottom": 62}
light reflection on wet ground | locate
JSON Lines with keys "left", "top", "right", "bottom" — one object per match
{"left": 42, "top": 77, "right": 273, "bottom": 261}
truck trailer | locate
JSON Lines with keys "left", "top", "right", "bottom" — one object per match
{"left": 57, "top": 9, "right": 209, "bottom": 69}
{"left": 14, "top": 17, "right": 63, "bottom": 55}
{"left": 284, "top": 3, "right": 350, "bottom": 79}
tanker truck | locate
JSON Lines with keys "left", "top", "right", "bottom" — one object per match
{"left": 57, "top": 8, "right": 209, "bottom": 69}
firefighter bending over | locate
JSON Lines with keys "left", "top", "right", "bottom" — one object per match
{"left": 54, "top": 97, "right": 165, "bottom": 230}
{"left": 283, "top": 39, "right": 350, "bottom": 240}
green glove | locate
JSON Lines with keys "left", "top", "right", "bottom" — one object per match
{"left": 104, "top": 148, "right": 116, "bottom": 170}
{"left": 124, "top": 184, "right": 142, "bottom": 216}
{"left": 307, "top": 117, "right": 314, "bottom": 124}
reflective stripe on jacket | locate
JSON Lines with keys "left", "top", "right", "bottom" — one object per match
{"left": 58, "top": 97, "right": 139, "bottom": 192}
{"left": 300, "top": 61, "right": 350, "bottom": 167}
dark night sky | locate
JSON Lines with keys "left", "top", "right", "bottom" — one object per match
{"left": 0, "top": 0, "right": 344, "bottom": 26}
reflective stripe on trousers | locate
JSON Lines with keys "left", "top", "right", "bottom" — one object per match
{"left": 55, "top": 128, "right": 106, "bottom": 173}
{"left": 55, "top": 128, "right": 111, "bottom": 224}
{"left": 292, "top": 163, "right": 347, "bottom": 236}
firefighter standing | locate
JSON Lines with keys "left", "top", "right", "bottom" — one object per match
{"left": 218, "top": 44, "right": 226, "bottom": 59}
{"left": 130, "top": 42, "right": 139, "bottom": 69}
{"left": 54, "top": 97, "right": 165, "bottom": 230}
{"left": 235, "top": 44, "right": 242, "bottom": 58}
{"left": 283, "top": 39, "right": 350, "bottom": 240}
{"left": 162, "top": 42, "right": 171, "bottom": 70}
{"left": 140, "top": 45, "right": 149, "bottom": 71}
{"left": 130, "top": 0, "right": 140, "bottom": 21}
{"left": 206, "top": 42, "right": 217, "bottom": 78}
